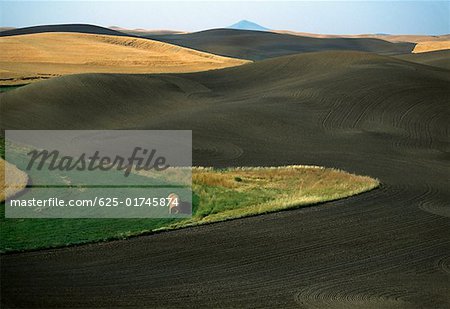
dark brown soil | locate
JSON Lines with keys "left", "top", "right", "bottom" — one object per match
{"left": 1, "top": 51, "right": 449, "bottom": 308}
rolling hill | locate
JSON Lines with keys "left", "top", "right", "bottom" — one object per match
{"left": 0, "top": 27, "right": 15, "bottom": 32}
{"left": 0, "top": 23, "right": 131, "bottom": 37}
{"left": 273, "top": 30, "right": 450, "bottom": 43}
{"left": 146, "top": 29, "right": 415, "bottom": 60}
{"left": 1, "top": 51, "right": 449, "bottom": 308}
{"left": 0, "top": 32, "right": 250, "bottom": 85}
{"left": 395, "top": 50, "right": 450, "bottom": 70}
{"left": 1, "top": 51, "right": 448, "bottom": 143}
{"left": 109, "top": 26, "right": 187, "bottom": 36}
{"left": 412, "top": 40, "right": 450, "bottom": 53}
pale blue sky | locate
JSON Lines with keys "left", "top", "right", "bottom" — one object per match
{"left": 0, "top": 1, "right": 448, "bottom": 35}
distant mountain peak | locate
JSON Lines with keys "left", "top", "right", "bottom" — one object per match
{"left": 228, "top": 20, "right": 269, "bottom": 31}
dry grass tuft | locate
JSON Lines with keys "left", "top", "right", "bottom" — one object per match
{"left": 0, "top": 158, "right": 28, "bottom": 202}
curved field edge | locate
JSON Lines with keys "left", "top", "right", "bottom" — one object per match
{"left": 0, "top": 165, "right": 379, "bottom": 253}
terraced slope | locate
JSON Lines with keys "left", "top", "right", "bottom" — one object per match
{"left": 1, "top": 51, "right": 450, "bottom": 308}
{"left": 0, "top": 32, "right": 250, "bottom": 85}
{"left": 146, "top": 29, "right": 415, "bottom": 60}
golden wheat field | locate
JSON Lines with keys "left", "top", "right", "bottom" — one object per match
{"left": 0, "top": 32, "right": 250, "bottom": 85}
{"left": 413, "top": 40, "right": 450, "bottom": 53}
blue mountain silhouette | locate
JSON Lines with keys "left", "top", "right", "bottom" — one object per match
{"left": 228, "top": 20, "right": 269, "bottom": 31}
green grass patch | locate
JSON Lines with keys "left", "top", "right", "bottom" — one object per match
{"left": 1, "top": 163, "right": 379, "bottom": 253}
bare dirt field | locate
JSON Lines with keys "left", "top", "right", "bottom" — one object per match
{"left": 146, "top": 29, "right": 415, "bottom": 60}
{"left": 273, "top": 30, "right": 450, "bottom": 43}
{"left": 394, "top": 49, "right": 450, "bottom": 70}
{"left": 1, "top": 50, "right": 449, "bottom": 308}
